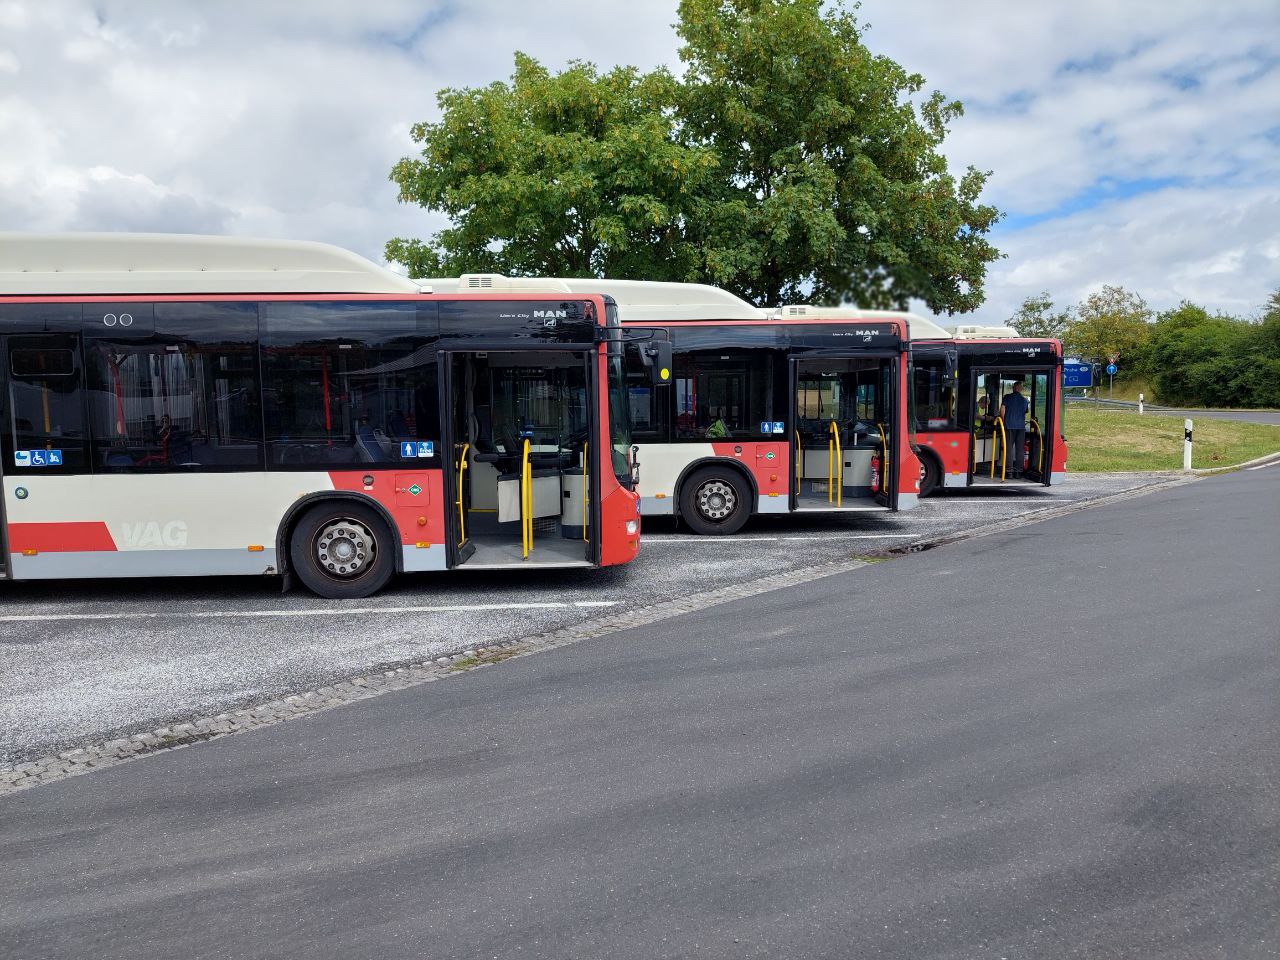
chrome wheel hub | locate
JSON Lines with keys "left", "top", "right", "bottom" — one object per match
{"left": 316, "top": 519, "right": 374, "bottom": 578}
{"left": 696, "top": 480, "right": 737, "bottom": 521}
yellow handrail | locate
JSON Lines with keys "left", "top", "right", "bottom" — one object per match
{"left": 581, "top": 442, "right": 589, "bottom": 542}
{"left": 456, "top": 442, "right": 469, "bottom": 546}
{"left": 827, "top": 421, "right": 843, "bottom": 506}
{"left": 521, "top": 437, "right": 532, "bottom": 559}
{"left": 875, "top": 423, "right": 889, "bottom": 493}
{"left": 1029, "top": 417, "right": 1043, "bottom": 473}
{"left": 993, "top": 418, "right": 1007, "bottom": 480}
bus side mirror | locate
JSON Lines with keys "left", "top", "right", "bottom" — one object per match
{"left": 646, "top": 341, "right": 672, "bottom": 386}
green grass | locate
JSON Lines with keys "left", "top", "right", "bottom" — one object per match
{"left": 1065, "top": 407, "right": 1280, "bottom": 471}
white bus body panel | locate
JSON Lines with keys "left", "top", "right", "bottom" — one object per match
{"left": 2, "top": 473, "right": 448, "bottom": 580}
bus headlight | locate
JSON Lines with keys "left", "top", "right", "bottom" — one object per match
{"left": 626, "top": 520, "right": 639, "bottom": 536}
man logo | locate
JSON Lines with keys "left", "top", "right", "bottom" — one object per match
{"left": 121, "top": 520, "right": 189, "bottom": 548}
{"left": 533, "top": 309, "right": 567, "bottom": 327}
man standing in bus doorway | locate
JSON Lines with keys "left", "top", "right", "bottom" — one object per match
{"left": 999, "top": 379, "right": 1029, "bottom": 478}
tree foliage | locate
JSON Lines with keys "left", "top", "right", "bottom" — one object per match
{"left": 675, "top": 0, "right": 1001, "bottom": 309}
{"left": 1008, "top": 291, "right": 1073, "bottom": 340}
{"left": 387, "top": 55, "right": 715, "bottom": 280}
{"left": 388, "top": 0, "right": 1003, "bottom": 311}
{"left": 1146, "top": 298, "right": 1280, "bottom": 407}
{"left": 1065, "top": 285, "right": 1153, "bottom": 368}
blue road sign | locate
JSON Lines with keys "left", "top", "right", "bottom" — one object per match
{"left": 1063, "top": 362, "right": 1093, "bottom": 388}
{"left": 1106, "top": 363, "right": 1118, "bottom": 376}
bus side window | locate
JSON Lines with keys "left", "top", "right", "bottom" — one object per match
{"left": 84, "top": 302, "right": 263, "bottom": 472}
{"left": 261, "top": 301, "right": 439, "bottom": 469}
{"left": 913, "top": 357, "right": 955, "bottom": 430}
{"left": 672, "top": 350, "right": 772, "bottom": 440}
{"left": 5, "top": 334, "right": 89, "bottom": 473}
{"left": 626, "top": 370, "right": 666, "bottom": 441}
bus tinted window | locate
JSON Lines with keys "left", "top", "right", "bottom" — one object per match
{"left": 86, "top": 303, "right": 263, "bottom": 471}
{"left": 5, "top": 335, "right": 88, "bottom": 472}
{"left": 913, "top": 356, "right": 955, "bottom": 429}
{"left": 672, "top": 351, "right": 774, "bottom": 439}
{"left": 12, "top": 348, "right": 76, "bottom": 378}
{"left": 261, "top": 302, "right": 439, "bottom": 468}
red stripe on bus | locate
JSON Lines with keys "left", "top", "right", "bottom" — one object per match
{"left": 8, "top": 522, "right": 118, "bottom": 552}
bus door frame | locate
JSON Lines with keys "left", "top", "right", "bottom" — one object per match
{"left": 787, "top": 351, "right": 901, "bottom": 510}
{"left": 966, "top": 364, "right": 1057, "bottom": 486}
{"left": 437, "top": 344, "right": 602, "bottom": 569}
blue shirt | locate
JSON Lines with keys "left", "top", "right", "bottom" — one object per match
{"left": 1001, "top": 392, "right": 1028, "bottom": 429}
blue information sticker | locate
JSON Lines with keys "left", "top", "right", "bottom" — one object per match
{"left": 28, "top": 450, "right": 55, "bottom": 466}
{"left": 400, "top": 441, "right": 418, "bottom": 458}
{"left": 417, "top": 441, "right": 434, "bottom": 458}
{"left": 760, "top": 421, "right": 772, "bottom": 435}
{"left": 773, "top": 421, "right": 785, "bottom": 434}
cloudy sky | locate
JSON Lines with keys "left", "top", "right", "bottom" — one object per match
{"left": 1, "top": 0, "right": 1277, "bottom": 322}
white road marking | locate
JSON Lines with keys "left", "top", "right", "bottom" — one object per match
{"left": 1245, "top": 460, "right": 1279, "bottom": 471}
{"left": 941, "top": 497, "right": 1081, "bottom": 503}
{"left": 647, "top": 533, "right": 916, "bottom": 544}
{"left": 0, "top": 600, "right": 620, "bottom": 625}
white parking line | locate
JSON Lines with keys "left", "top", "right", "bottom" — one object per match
{"left": 0, "top": 600, "right": 620, "bottom": 625}
{"left": 942, "top": 497, "right": 1081, "bottom": 503}
{"left": 647, "top": 533, "right": 917, "bottom": 544}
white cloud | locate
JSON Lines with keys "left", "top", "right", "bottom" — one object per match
{"left": 0, "top": 0, "right": 1275, "bottom": 321}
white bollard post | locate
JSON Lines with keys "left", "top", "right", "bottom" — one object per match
{"left": 1183, "top": 419, "right": 1193, "bottom": 471}
{"left": 1138, "top": 393, "right": 1144, "bottom": 415}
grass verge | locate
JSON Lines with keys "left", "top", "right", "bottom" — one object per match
{"left": 1064, "top": 407, "right": 1280, "bottom": 471}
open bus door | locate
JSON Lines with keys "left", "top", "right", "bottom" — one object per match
{"left": 789, "top": 355, "right": 897, "bottom": 512}
{"left": 968, "top": 367, "right": 1056, "bottom": 486}
{"left": 439, "top": 348, "right": 598, "bottom": 569}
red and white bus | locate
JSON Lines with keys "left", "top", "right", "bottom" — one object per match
{"left": 910, "top": 325, "right": 1067, "bottom": 495}
{"left": 427, "top": 278, "right": 926, "bottom": 534}
{"left": 0, "top": 234, "right": 665, "bottom": 597}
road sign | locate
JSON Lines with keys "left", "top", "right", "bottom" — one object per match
{"left": 1106, "top": 363, "right": 1118, "bottom": 376}
{"left": 1063, "top": 362, "right": 1093, "bottom": 387}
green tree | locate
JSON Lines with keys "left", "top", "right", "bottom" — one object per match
{"left": 1008, "top": 291, "right": 1072, "bottom": 340}
{"left": 675, "top": 0, "right": 1001, "bottom": 309}
{"left": 388, "top": 0, "right": 1004, "bottom": 311}
{"left": 1146, "top": 302, "right": 1247, "bottom": 404}
{"left": 1067, "top": 285, "right": 1153, "bottom": 372}
{"left": 1145, "top": 294, "right": 1280, "bottom": 407}
{"left": 387, "top": 55, "right": 716, "bottom": 280}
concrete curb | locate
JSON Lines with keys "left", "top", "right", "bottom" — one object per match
{"left": 1188, "top": 449, "right": 1280, "bottom": 474}
{"left": 0, "top": 473, "right": 1200, "bottom": 797}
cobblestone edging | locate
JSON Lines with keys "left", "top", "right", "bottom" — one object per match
{"left": 0, "top": 474, "right": 1197, "bottom": 797}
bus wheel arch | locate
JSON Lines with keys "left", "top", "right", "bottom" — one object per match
{"left": 278, "top": 493, "right": 401, "bottom": 598}
{"left": 676, "top": 459, "right": 756, "bottom": 536}
{"left": 916, "top": 449, "right": 942, "bottom": 498}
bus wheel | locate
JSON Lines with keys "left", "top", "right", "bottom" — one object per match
{"left": 918, "top": 453, "right": 941, "bottom": 497}
{"left": 681, "top": 467, "right": 750, "bottom": 536}
{"left": 290, "top": 502, "right": 395, "bottom": 599}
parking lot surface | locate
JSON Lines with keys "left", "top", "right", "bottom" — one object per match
{"left": 1, "top": 472, "right": 1175, "bottom": 763}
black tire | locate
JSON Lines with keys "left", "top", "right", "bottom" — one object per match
{"left": 918, "top": 451, "right": 941, "bottom": 497}
{"left": 289, "top": 501, "right": 396, "bottom": 599}
{"left": 679, "top": 466, "right": 751, "bottom": 536}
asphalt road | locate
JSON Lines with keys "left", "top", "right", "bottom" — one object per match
{"left": 0, "top": 472, "right": 1168, "bottom": 763}
{"left": 2, "top": 466, "right": 1276, "bottom": 959}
